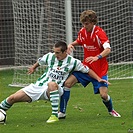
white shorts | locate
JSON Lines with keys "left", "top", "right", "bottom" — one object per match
{"left": 22, "top": 83, "right": 64, "bottom": 102}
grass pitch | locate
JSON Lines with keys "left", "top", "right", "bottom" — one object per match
{"left": 0, "top": 70, "right": 132, "bottom": 133}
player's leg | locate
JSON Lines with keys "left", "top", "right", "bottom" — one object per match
{"left": 99, "top": 86, "right": 113, "bottom": 112}
{"left": 0, "top": 89, "right": 31, "bottom": 111}
{"left": 92, "top": 75, "right": 121, "bottom": 117}
{"left": 59, "top": 72, "right": 91, "bottom": 119}
{"left": 58, "top": 87, "right": 70, "bottom": 118}
{"left": 99, "top": 86, "right": 121, "bottom": 117}
{"left": 58, "top": 75, "right": 78, "bottom": 119}
{"left": 46, "top": 81, "right": 60, "bottom": 123}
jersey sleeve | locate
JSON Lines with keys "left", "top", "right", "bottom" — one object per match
{"left": 74, "top": 59, "right": 89, "bottom": 73}
{"left": 97, "top": 29, "right": 110, "bottom": 45}
{"left": 37, "top": 52, "right": 51, "bottom": 66}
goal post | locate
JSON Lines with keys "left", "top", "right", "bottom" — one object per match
{"left": 10, "top": 0, "right": 133, "bottom": 87}
{"left": 65, "top": 0, "right": 73, "bottom": 44}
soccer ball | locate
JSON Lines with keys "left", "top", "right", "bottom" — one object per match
{"left": 0, "top": 109, "right": 6, "bottom": 123}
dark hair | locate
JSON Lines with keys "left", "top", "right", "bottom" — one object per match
{"left": 54, "top": 41, "right": 67, "bottom": 52}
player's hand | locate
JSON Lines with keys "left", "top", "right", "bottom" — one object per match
{"left": 27, "top": 67, "right": 35, "bottom": 74}
{"left": 85, "top": 56, "right": 99, "bottom": 64}
{"left": 98, "top": 79, "right": 111, "bottom": 85}
{"left": 67, "top": 44, "right": 75, "bottom": 54}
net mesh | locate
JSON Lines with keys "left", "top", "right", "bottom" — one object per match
{"left": 71, "top": 0, "right": 133, "bottom": 79}
{"left": 10, "top": 0, "right": 133, "bottom": 87}
{"left": 0, "top": 0, "right": 14, "bottom": 65}
{"left": 11, "top": 0, "right": 66, "bottom": 86}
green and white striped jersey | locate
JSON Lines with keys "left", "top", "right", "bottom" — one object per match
{"left": 35, "top": 52, "right": 89, "bottom": 88}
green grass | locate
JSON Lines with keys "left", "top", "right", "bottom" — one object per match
{"left": 0, "top": 70, "right": 132, "bottom": 133}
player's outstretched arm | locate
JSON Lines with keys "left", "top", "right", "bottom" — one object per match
{"left": 27, "top": 62, "right": 40, "bottom": 74}
{"left": 88, "top": 69, "right": 111, "bottom": 85}
{"left": 98, "top": 78, "right": 111, "bottom": 85}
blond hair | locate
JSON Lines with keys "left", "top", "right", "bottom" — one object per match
{"left": 80, "top": 10, "right": 98, "bottom": 24}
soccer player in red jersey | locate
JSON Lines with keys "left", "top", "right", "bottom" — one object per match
{"left": 59, "top": 10, "right": 121, "bottom": 118}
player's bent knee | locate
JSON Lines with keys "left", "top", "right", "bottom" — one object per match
{"left": 100, "top": 94, "right": 108, "bottom": 101}
{"left": 64, "top": 82, "right": 72, "bottom": 88}
{"left": 48, "top": 81, "right": 58, "bottom": 91}
{"left": 64, "top": 79, "right": 75, "bottom": 88}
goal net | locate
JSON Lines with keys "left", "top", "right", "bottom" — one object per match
{"left": 71, "top": 0, "right": 133, "bottom": 80}
{"left": 10, "top": 0, "right": 66, "bottom": 87}
{"left": 10, "top": 0, "right": 133, "bottom": 87}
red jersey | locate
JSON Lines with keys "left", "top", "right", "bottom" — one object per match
{"left": 76, "top": 25, "right": 110, "bottom": 77}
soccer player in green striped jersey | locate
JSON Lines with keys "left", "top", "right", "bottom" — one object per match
{"left": 0, "top": 41, "right": 109, "bottom": 124}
